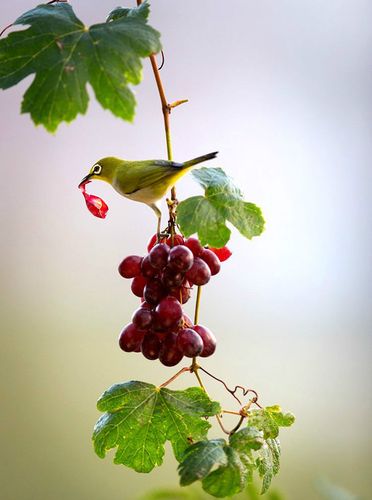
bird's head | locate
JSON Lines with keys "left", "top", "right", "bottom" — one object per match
{"left": 78, "top": 157, "right": 120, "bottom": 187}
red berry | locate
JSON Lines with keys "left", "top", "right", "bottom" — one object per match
{"left": 194, "top": 325, "right": 216, "bottom": 357}
{"left": 132, "top": 307, "right": 153, "bottom": 330}
{"left": 118, "top": 323, "right": 145, "bottom": 352}
{"left": 144, "top": 279, "right": 166, "bottom": 305}
{"left": 186, "top": 257, "right": 211, "bottom": 286}
{"left": 131, "top": 275, "right": 147, "bottom": 297}
{"left": 159, "top": 333, "right": 184, "bottom": 366}
{"left": 200, "top": 248, "right": 221, "bottom": 276}
{"left": 168, "top": 245, "right": 194, "bottom": 272}
{"left": 209, "top": 246, "right": 232, "bottom": 262}
{"left": 141, "top": 334, "right": 161, "bottom": 360}
{"left": 185, "top": 237, "right": 203, "bottom": 257}
{"left": 176, "top": 328, "right": 203, "bottom": 357}
{"left": 166, "top": 234, "right": 184, "bottom": 247}
{"left": 155, "top": 296, "right": 183, "bottom": 328}
{"left": 169, "top": 281, "right": 191, "bottom": 304}
{"left": 149, "top": 243, "right": 170, "bottom": 270}
{"left": 141, "top": 255, "right": 159, "bottom": 279}
{"left": 162, "top": 267, "right": 185, "bottom": 289}
{"left": 118, "top": 255, "right": 143, "bottom": 278}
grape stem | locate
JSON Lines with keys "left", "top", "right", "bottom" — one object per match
{"left": 159, "top": 366, "right": 190, "bottom": 388}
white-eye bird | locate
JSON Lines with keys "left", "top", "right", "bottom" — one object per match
{"left": 79, "top": 152, "right": 218, "bottom": 233}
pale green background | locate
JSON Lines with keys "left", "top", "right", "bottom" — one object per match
{"left": 0, "top": 1, "right": 371, "bottom": 499}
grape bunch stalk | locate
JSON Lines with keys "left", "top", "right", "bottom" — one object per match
{"left": 117, "top": 234, "right": 228, "bottom": 366}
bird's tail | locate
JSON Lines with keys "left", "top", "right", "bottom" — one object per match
{"left": 183, "top": 151, "right": 218, "bottom": 168}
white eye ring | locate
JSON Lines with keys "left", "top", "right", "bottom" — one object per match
{"left": 93, "top": 164, "right": 102, "bottom": 175}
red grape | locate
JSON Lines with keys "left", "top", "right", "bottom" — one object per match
{"left": 141, "top": 334, "right": 161, "bottom": 360}
{"left": 162, "top": 267, "right": 185, "bottom": 288}
{"left": 182, "top": 313, "right": 194, "bottom": 329}
{"left": 144, "top": 279, "right": 165, "bottom": 305}
{"left": 186, "top": 257, "right": 211, "bottom": 286}
{"left": 118, "top": 255, "right": 142, "bottom": 278}
{"left": 155, "top": 297, "right": 183, "bottom": 328}
{"left": 194, "top": 325, "right": 216, "bottom": 357}
{"left": 118, "top": 323, "right": 145, "bottom": 352}
{"left": 184, "top": 237, "right": 203, "bottom": 257}
{"left": 166, "top": 234, "right": 184, "bottom": 247}
{"left": 200, "top": 248, "right": 221, "bottom": 275}
{"left": 141, "top": 255, "right": 159, "bottom": 278}
{"left": 168, "top": 245, "right": 194, "bottom": 272}
{"left": 149, "top": 243, "right": 170, "bottom": 270}
{"left": 159, "top": 333, "right": 184, "bottom": 366}
{"left": 132, "top": 307, "right": 152, "bottom": 329}
{"left": 176, "top": 328, "right": 203, "bottom": 357}
{"left": 131, "top": 275, "right": 147, "bottom": 297}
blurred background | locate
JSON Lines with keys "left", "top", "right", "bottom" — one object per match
{"left": 0, "top": 1, "right": 371, "bottom": 499}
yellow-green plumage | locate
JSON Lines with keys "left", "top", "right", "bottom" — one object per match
{"left": 79, "top": 152, "right": 218, "bottom": 232}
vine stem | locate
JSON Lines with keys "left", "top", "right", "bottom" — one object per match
{"left": 136, "top": 0, "right": 175, "bottom": 202}
{"left": 160, "top": 366, "right": 190, "bottom": 388}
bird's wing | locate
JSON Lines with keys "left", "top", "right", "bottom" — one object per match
{"left": 116, "top": 160, "right": 184, "bottom": 194}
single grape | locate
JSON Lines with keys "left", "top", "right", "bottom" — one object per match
{"left": 155, "top": 330, "right": 168, "bottom": 343}
{"left": 149, "top": 243, "right": 170, "bottom": 270}
{"left": 200, "top": 248, "right": 221, "bottom": 275}
{"left": 155, "top": 296, "right": 183, "bottom": 328}
{"left": 141, "top": 334, "right": 161, "bottom": 360}
{"left": 176, "top": 328, "right": 203, "bottom": 357}
{"left": 132, "top": 307, "right": 153, "bottom": 329}
{"left": 159, "top": 333, "right": 184, "bottom": 366}
{"left": 147, "top": 234, "right": 158, "bottom": 252}
{"left": 184, "top": 237, "right": 203, "bottom": 257}
{"left": 194, "top": 325, "right": 216, "bottom": 357}
{"left": 118, "top": 323, "right": 145, "bottom": 352}
{"left": 166, "top": 234, "right": 184, "bottom": 247}
{"left": 162, "top": 267, "right": 185, "bottom": 289}
{"left": 141, "top": 255, "right": 159, "bottom": 279}
{"left": 168, "top": 245, "right": 194, "bottom": 272}
{"left": 131, "top": 275, "right": 147, "bottom": 297}
{"left": 144, "top": 279, "right": 165, "bottom": 305}
{"left": 118, "top": 255, "right": 143, "bottom": 278}
{"left": 186, "top": 257, "right": 211, "bottom": 286}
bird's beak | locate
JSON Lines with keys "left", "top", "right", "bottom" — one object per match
{"left": 78, "top": 173, "right": 92, "bottom": 188}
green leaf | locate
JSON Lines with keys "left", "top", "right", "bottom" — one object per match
{"left": 178, "top": 439, "right": 227, "bottom": 486}
{"left": 177, "top": 167, "right": 265, "bottom": 247}
{"left": 202, "top": 446, "right": 247, "bottom": 498}
{"left": 0, "top": 2, "right": 161, "bottom": 132}
{"left": 256, "top": 445, "right": 274, "bottom": 495}
{"left": 93, "top": 381, "right": 221, "bottom": 473}
{"left": 229, "top": 426, "right": 264, "bottom": 452}
{"left": 248, "top": 406, "right": 295, "bottom": 439}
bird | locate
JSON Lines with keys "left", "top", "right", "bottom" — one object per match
{"left": 78, "top": 152, "right": 218, "bottom": 234}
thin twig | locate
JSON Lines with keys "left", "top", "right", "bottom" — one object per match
{"left": 159, "top": 366, "right": 190, "bottom": 388}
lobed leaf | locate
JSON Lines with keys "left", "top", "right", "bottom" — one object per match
{"left": 248, "top": 406, "right": 295, "bottom": 440}
{"left": 93, "top": 381, "right": 220, "bottom": 473}
{"left": 0, "top": 2, "right": 161, "bottom": 132}
{"left": 177, "top": 167, "right": 264, "bottom": 248}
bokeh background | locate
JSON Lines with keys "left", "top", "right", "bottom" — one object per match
{"left": 0, "top": 1, "right": 371, "bottom": 499}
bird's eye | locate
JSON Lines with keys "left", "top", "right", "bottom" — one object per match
{"left": 93, "top": 164, "right": 102, "bottom": 175}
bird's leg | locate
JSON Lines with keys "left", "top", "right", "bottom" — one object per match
{"left": 149, "top": 203, "right": 163, "bottom": 241}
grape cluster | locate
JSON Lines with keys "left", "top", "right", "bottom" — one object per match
{"left": 117, "top": 235, "right": 222, "bottom": 366}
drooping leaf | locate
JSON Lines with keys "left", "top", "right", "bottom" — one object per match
{"left": 229, "top": 426, "right": 264, "bottom": 452}
{"left": 248, "top": 406, "right": 295, "bottom": 439}
{"left": 178, "top": 439, "right": 227, "bottom": 486}
{"left": 202, "top": 446, "right": 246, "bottom": 498}
{"left": 0, "top": 2, "right": 161, "bottom": 132}
{"left": 93, "top": 381, "right": 220, "bottom": 473}
{"left": 177, "top": 167, "right": 265, "bottom": 247}
{"left": 178, "top": 405, "right": 294, "bottom": 498}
